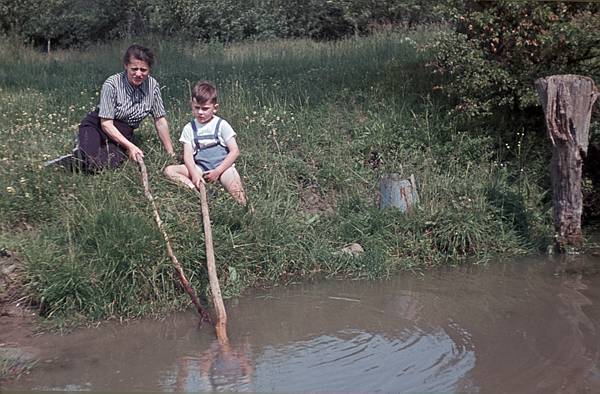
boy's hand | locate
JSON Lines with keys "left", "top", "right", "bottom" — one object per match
{"left": 203, "top": 169, "right": 222, "bottom": 183}
{"left": 191, "top": 171, "right": 206, "bottom": 188}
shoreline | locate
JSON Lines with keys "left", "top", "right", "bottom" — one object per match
{"left": 0, "top": 250, "right": 39, "bottom": 383}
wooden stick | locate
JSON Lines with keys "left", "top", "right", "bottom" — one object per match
{"left": 194, "top": 183, "right": 229, "bottom": 345}
{"left": 137, "top": 158, "right": 212, "bottom": 324}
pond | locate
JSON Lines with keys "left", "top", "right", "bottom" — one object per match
{"left": 3, "top": 255, "right": 600, "bottom": 392}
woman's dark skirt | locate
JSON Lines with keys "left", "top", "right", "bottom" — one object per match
{"left": 77, "top": 110, "right": 135, "bottom": 172}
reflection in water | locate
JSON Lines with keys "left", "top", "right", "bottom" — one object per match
{"left": 163, "top": 341, "right": 254, "bottom": 392}
{"left": 3, "top": 257, "right": 600, "bottom": 392}
{"left": 531, "top": 274, "right": 599, "bottom": 393}
{"left": 161, "top": 321, "right": 475, "bottom": 391}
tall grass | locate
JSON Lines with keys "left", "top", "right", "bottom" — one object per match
{"left": 0, "top": 30, "right": 552, "bottom": 325}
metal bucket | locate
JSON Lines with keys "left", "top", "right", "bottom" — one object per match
{"left": 379, "top": 173, "right": 419, "bottom": 212}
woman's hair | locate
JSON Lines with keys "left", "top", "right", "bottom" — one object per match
{"left": 123, "top": 44, "right": 155, "bottom": 68}
{"left": 191, "top": 80, "right": 218, "bottom": 104}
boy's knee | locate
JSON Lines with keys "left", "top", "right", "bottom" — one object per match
{"left": 237, "top": 192, "right": 247, "bottom": 206}
{"left": 227, "top": 183, "right": 247, "bottom": 205}
{"left": 163, "top": 165, "right": 176, "bottom": 178}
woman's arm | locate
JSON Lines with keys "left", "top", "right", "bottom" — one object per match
{"left": 154, "top": 116, "right": 175, "bottom": 156}
{"left": 100, "top": 118, "right": 143, "bottom": 161}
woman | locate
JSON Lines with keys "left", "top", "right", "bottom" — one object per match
{"left": 46, "top": 44, "right": 174, "bottom": 171}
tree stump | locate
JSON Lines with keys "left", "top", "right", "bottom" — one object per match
{"left": 535, "top": 75, "right": 599, "bottom": 252}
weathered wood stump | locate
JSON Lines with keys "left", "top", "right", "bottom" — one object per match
{"left": 379, "top": 173, "right": 419, "bottom": 213}
{"left": 535, "top": 75, "right": 599, "bottom": 252}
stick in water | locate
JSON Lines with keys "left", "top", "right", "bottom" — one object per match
{"left": 194, "top": 183, "right": 229, "bottom": 345}
{"left": 137, "top": 157, "right": 212, "bottom": 324}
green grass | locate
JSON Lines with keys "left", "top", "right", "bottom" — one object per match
{"left": 0, "top": 30, "right": 553, "bottom": 325}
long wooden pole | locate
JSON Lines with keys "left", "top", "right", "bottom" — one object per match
{"left": 194, "top": 183, "right": 229, "bottom": 345}
{"left": 137, "top": 158, "right": 212, "bottom": 323}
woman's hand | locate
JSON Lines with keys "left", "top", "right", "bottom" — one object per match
{"left": 100, "top": 118, "right": 144, "bottom": 162}
{"left": 127, "top": 144, "right": 144, "bottom": 162}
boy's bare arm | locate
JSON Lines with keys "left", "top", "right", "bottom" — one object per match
{"left": 182, "top": 143, "right": 204, "bottom": 187}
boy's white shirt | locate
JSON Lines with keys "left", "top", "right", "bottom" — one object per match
{"left": 178, "top": 116, "right": 236, "bottom": 152}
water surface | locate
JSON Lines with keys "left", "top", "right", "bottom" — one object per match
{"left": 4, "top": 256, "right": 600, "bottom": 392}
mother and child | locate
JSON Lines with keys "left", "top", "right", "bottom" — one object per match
{"left": 46, "top": 44, "right": 246, "bottom": 205}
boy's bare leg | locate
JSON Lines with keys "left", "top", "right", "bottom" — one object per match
{"left": 220, "top": 167, "right": 247, "bottom": 205}
{"left": 165, "top": 164, "right": 247, "bottom": 205}
{"left": 164, "top": 164, "right": 197, "bottom": 189}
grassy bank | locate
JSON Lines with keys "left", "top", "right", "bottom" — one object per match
{"left": 0, "top": 30, "right": 553, "bottom": 325}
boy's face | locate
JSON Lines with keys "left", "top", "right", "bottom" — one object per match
{"left": 191, "top": 98, "right": 218, "bottom": 124}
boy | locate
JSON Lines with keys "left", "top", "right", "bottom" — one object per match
{"left": 164, "top": 81, "right": 246, "bottom": 205}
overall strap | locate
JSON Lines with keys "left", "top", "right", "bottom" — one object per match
{"left": 191, "top": 119, "right": 201, "bottom": 151}
{"left": 192, "top": 118, "right": 225, "bottom": 151}
{"left": 213, "top": 118, "right": 223, "bottom": 141}
{"left": 191, "top": 118, "right": 198, "bottom": 137}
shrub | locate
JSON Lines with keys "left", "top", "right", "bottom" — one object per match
{"left": 429, "top": 0, "right": 600, "bottom": 120}
{"left": 1, "top": 0, "right": 451, "bottom": 48}
{"left": 0, "top": 0, "right": 125, "bottom": 49}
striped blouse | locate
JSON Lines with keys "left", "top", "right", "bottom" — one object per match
{"left": 98, "top": 72, "right": 167, "bottom": 129}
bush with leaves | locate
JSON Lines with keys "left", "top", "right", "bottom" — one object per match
{"left": 429, "top": 0, "right": 599, "bottom": 120}
{"left": 2, "top": 0, "right": 450, "bottom": 47}
{"left": 0, "top": 0, "right": 129, "bottom": 49}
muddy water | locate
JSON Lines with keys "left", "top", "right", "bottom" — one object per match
{"left": 4, "top": 256, "right": 600, "bottom": 392}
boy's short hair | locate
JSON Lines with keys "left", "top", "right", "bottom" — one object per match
{"left": 192, "top": 80, "right": 218, "bottom": 104}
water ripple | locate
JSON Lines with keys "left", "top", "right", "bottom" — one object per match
{"left": 253, "top": 326, "right": 475, "bottom": 392}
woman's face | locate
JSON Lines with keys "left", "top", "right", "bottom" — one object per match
{"left": 125, "top": 58, "right": 150, "bottom": 87}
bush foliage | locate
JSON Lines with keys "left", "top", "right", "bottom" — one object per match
{"left": 1, "top": 0, "right": 446, "bottom": 48}
{"left": 429, "top": 0, "right": 600, "bottom": 121}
